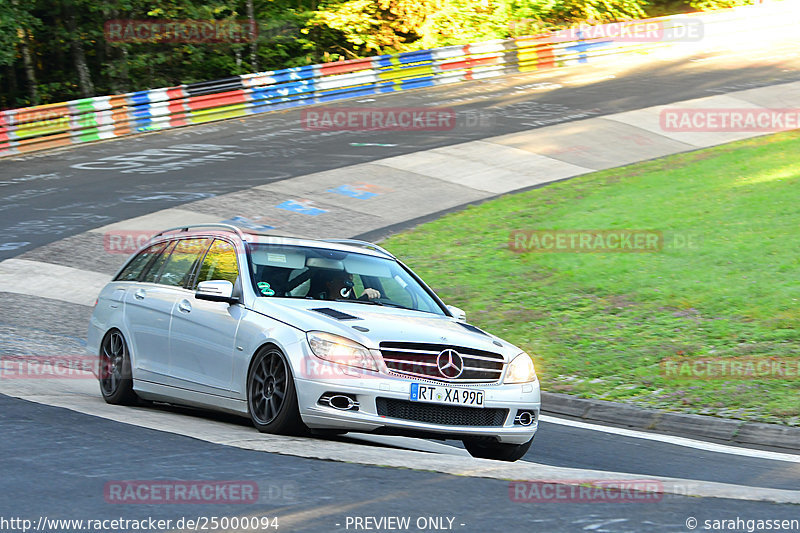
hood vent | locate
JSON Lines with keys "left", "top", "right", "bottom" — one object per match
{"left": 311, "top": 307, "right": 361, "bottom": 321}
{"left": 457, "top": 322, "right": 489, "bottom": 336}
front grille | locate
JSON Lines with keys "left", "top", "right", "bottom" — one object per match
{"left": 379, "top": 341, "right": 504, "bottom": 383}
{"left": 376, "top": 398, "right": 508, "bottom": 427}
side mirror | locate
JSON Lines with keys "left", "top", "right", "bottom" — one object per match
{"left": 446, "top": 305, "right": 467, "bottom": 323}
{"left": 196, "top": 280, "right": 238, "bottom": 304}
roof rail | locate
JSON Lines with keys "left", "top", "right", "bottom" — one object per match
{"left": 152, "top": 223, "right": 246, "bottom": 239}
{"left": 322, "top": 239, "right": 395, "bottom": 258}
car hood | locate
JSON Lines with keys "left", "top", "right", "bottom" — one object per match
{"left": 250, "top": 298, "right": 521, "bottom": 362}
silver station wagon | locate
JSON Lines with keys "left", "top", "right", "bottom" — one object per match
{"left": 88, "top": 224, "right": 540, "bottom": 461}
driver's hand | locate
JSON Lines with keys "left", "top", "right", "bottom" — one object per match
{"left": 362, "top": 288, "right": 381, "bottom": 299}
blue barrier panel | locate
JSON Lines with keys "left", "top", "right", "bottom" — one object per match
{"left": 129, "top": 91, "right": 151, "bottom": 105}
{"left": 566, "top": 36, "right": 613, "bottom": 63}
{"left": 257, "top": 65, "right": 318, "bottom": 85}
{"left": 129, "top": 91, "right": 155, "bottom": 132}
{"left": 398, "top": 50, "right": 434, "bottom": 64}
{"left": 317, "top": 85, "right": 377, "bottom": 102}
{"left": 399, "top": 76, "right": 436, "bottom": 90}
{"left": 374, "top": 55, "right": 395, "bottom": 68}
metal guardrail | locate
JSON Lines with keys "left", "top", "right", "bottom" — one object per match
{"left": 0, "top": 5, "right": 795, "bottom": 158}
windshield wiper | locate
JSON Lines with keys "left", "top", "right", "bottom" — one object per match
{"left": 373, "top": 301, "right": 413, "bottom": 310}
{"left": 333, "top": 298, "right": 381, "bottom": 306}
{"left": 333, "top": 298, "right": 413, "bottom": 311}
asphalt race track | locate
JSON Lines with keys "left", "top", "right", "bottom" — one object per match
{"left": 3, "top": 41, "right": 800, "bottom": 260}
{"left": 1, "top": 30, "right": 799, "bottom": 533}
{"left": 1, "top": 396, "right": 799, "bottom": 533}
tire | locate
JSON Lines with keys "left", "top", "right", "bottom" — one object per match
{"left": 463, "top": 436, "right": 534, "bottom": 462}
{"left": 247, "top": 346, "right": 306, "bottom": 435}
{"left": 98, "top": 329, "right": 139, "bottom": 405}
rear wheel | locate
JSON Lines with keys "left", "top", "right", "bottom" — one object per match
{"left": 247, "top": 346, "right": 306, "bottom": 435}
{"left": 463, "top": 436, "right": 533, "bottom": 462}
{"left": 98, "top": 330, "right": 138, "bottom": 405}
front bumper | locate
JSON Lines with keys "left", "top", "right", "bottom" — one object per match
{"left": 294, "top": 369, "right": 540, "bottom": 445}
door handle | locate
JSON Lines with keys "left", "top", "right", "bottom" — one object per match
{"left": 178, "top": 300, "right": 192, "bottom": 314}
{"left": 134, "top": 289, "right": 146, "bottom": 300}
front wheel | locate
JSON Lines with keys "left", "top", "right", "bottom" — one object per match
{"left": 463, "top": 436, "right": 534, "bottom": 462}
{"left": 247, "top": 346, "right": 306, "bottom": 435}
{"left": 98, "top": 330, "right": 138, "bottom": 405}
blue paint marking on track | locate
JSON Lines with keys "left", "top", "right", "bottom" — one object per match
{"left": 328, "top": 185, "right": 378, "bottom": 200}
{"left": 276, "top": 200, "right": 327, "bottom": 216}
{"left": 220, "top": 215, "right": 275, "bottom": 231}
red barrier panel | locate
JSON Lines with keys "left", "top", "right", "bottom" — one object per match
{"left": 187, "top": 89, "right": 248, "bottom": 111}
{"left": 166, "top": 87, "right": 189, "bottom": 126}
{"left": 318, "top": 57, "right": 373, "bottom": 76}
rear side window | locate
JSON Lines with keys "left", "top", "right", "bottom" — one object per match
{"left": 194, "top": 239, "right": 239, "bottom": 287}
{"left": 141, "top": 241, "right": 176, "bottom": 284}
{"left": 157, "top": 238, "right": 212, "bottom": 287}
{"left": 115, "top": 242, "right": 168, "bottom": 282}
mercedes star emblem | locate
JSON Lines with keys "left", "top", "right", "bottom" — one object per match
{"left": 436, "top": 349, "right": 464, "bottom": 379}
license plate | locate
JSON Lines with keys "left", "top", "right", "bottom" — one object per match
{"left": 410, "top": 383, "right": 484, "bottom": 407}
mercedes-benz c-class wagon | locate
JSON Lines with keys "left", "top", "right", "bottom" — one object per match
{"left": 88, "top": 224, "right": 540, "bottom": 461}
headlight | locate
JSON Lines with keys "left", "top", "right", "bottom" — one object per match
{"left": 306, "top": 331, "right": 380, "bottom": 372}
{"left": 505, "top": 352, "right": 537, "bottom": 384}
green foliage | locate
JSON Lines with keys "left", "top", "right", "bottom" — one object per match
{"left": 311, "top": 0, "right": 438, "bottom": 54}
{"left": 0, "top": 1, "right": 40, "bottom": 67}
{"left": 0, "top": 4, "right": 22, "bottom": 67}
{"left": 688, "top": 0, "right": 752, "bottom": 11}
{"left": 382, "top": 130, "right": 800, "bottom": 425}
{"left": 0, "top": 0, "right": 701, "bottom": 107}
{"left": 542, "top": 0, "right": 649, "bottom": 24}
{"left": 310, "top": 0, "right": 651, "bottom": 56}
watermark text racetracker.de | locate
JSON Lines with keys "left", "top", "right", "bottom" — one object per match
{"left": 103, "top": 479, "right": 297, "bottom": 505}
{"left": 551, "top": 18, "right": 703, "bottom": 42}
{"left": 660, "top": 108, "right": 800, "bottom": 132}
{"left": 509, "top": 17, "right": 703, "bottom": 42}
{"left": 104, "top": 19, "right": 257, "bottom": 43}
{"left": 301, "top": 107, "right": 456, "bottom": 131}
{"left": 662, "top": 357, "right": 799, "bottom": 380}
{"left": 105, "top": 480, "right": 256, "bottom": 504}
{"left": 509, "top": 480, "right": 663, "bottom": 503}
{"left": 0, "top": 355, "right": 97, "bottom": 379}
{"left": 508, "top": 230, "right": 701, "bottom": 253}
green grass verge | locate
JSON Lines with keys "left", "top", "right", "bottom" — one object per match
{"left": 382, "top": 130, "right": 800, "bottom": 426}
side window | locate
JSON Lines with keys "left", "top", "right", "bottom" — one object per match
{"left": 141, "top": 241, "right": 176, "bottom": 284}
{"left": 195, "top": 239, "right": 239, "bottom": 287}
{"left": 115, "top": 242, "right": 167, "bottom": 282}
{"left": 157, "top": 238, "right": 211, "bottom": 287}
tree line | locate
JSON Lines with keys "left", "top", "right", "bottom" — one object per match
{"left": 0, "top": 0, "right": 752, "bottom": 109}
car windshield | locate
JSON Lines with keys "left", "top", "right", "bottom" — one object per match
{"left": 247, "top": 244, "right": 445, "bottom": 315}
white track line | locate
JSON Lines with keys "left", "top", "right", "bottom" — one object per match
{"left": 541, "top": 415, "right": 800, "bottom": 463}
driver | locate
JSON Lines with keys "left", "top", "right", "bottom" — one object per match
{"left": 314, "top": 270, "right": 382, "bottom": 301}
